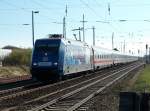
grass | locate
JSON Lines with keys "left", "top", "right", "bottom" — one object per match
{"left": 132, "top": 64, "right": 150, "bottom": 92}
{"left": 0, "top": 66, "right": 29, "bottom": 78}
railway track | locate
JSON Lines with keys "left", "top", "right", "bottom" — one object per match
{"left": 0, "top": 63, "right": 124, "bottom": 101}
{"left": 0, "top": 75, "right": 32, "bottom": 90}
{"left": 0, "top": 65, "right": 121, "bottom": 109}
{"left": 0, "top": 80, "right": 42, "bottom": 98}
{"left": 0, "top": 75, "right": 31, "bottom": 84}
{"left": 0, "top": 62, "right": 143, "bottom": 111}
{"left": 28, "top": 63, "right": 143, "bottom": 111}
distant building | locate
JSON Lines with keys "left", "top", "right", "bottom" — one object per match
{"left": 0, "top": 49, "right": 12, "bottom": 66}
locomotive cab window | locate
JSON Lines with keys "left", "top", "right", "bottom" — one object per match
{"left": 35, "top": 44, "right": 59, "bottom": 52}
{"left": 34, "top": 41, "right": 60, "bottom": 54}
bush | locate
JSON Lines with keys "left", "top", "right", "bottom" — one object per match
{"left": 3, "top": 49, "right": 32, "bottom": 66}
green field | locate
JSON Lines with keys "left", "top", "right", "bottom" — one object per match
{"left": 132, "top": 65, "right": 150, "bottom": 92}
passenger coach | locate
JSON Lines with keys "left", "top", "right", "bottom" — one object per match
{"left": 93, "top": 46, "right": 114, "bottom": 69}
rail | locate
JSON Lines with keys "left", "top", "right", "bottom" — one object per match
{"left": 29, "top": 63, "right": 143, "bottom": 111}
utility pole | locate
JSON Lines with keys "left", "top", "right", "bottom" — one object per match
{"left": 79, "top": 27, "right": 81, "bottom": 41}
{"left": 92, "top": 26, "right": 95, "bottom": 46}
{"left": 146, "top": 44, "right": 148, "bottom": 63}
{"left": 32, "top": 11, "right": 34, "bottom": 47}
{"left": 138, "top": 49, "right": 140, "bottom": 59}
{"left": 80, "top": 14, "right": 87, "bottom": 42}
{"left": 108, "top": 3, "right": 110, "bottom": 15}
{"left": 32, "top": 11, "right": 39, "bottom": 47}
{"left": 149, "top": 47, "right": 150, "bottom": 63}
{"left": 63, "top": 17, "right": 66, "bottom": 39}
{"left": 112, "top": 32, "right": 114, "bottom": 50}
{"left": 123, "top": 40, "right": 125, "bottom": 53}
{"left": 83, "top": 14, "right": 85, "bottom": 42}
{"left": 64, "top": 4, "right": 67, "bottom": 39}
{"left": 120, "top": 42, "right": 123, "bottom": 52}
{"left": 129, "top": 50, "right": 131, "bottom": 54}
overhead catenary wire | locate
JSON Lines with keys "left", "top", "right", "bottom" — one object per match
{"left": 94, "top": 0, "right": 103, "bottom": 7}
{"left": 79, "top": 0, "right": 120, "bottom": 32}
{"left": 79, "top": 0, "right": 104, "bottom": 19}
{"left": 1, "top": 0, "right": 64, "bottom": 23}
{"left": 0, "top": 0, "right": 147, "bottom": 33}
{"left": 31, "top": 0, "right": 62, "bottom": 15}
{"left": 0, "top": 0, "right": 80, "bottom": 27}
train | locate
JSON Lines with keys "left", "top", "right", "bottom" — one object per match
{"left": 30, "top": 34, "right": 138, "bottom": 81}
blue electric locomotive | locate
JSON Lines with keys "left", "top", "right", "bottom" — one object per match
{"left": 31, "top": 34, "right": 93, "bottom": 81}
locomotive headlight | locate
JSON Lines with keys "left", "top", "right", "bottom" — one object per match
{"left": 54, "top": 62, "right": 58, "bottom": 66}
{"left": 33, "top": 62, "right": 37, "bottom": 66}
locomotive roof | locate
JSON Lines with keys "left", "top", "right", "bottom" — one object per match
{"left": 36, "top": 38, "right": 137, "bottom": 57}
{"left": 36, "top": 38, "right": 90, "bottom": 48}
{"left": 92, "top": 46, "right": 113, "bottom": 53}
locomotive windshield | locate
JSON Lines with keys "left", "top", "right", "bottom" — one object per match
{"left": 35, "top": 44, "right": 58, "bottom": 54}
{"left": 34, "top": 40, "right": 60, "bottom": 55}
{"left": 32, "top": 39, "right": 61, "bottom": 64}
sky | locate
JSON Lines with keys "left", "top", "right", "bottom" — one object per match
{"left": 0, "top": 0, "right": 150, "bottom": 56}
